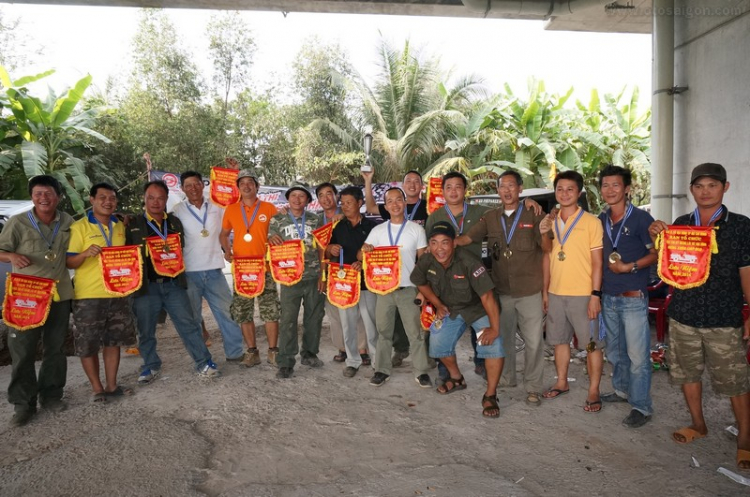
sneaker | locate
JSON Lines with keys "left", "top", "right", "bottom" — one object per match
{"left": 276, "top": 366, "right": 293, "bottom": 379}
{"left": 267, "top": 348, "right": 279, "bottom": 367}
{"left": 40, "top": 399, "right": 67, "bottom": 412}
{"left": 138, "top": 368, "right": 160, "bottom": 385}
{"left": 198, "top": 360, "right": 221, "bottom": 378}
{"left": 370, "top": 372, "right": 390, "bottom": 386}
{"left": 415, "top": 374, "right": 432, "bottom": 388}
{"left": 391, "top": 351, "right": 409, "bottom": 368}
{"left": 301, "top": 356, "right": 324, "bottom": 368}
{"left": 241, "top": 348, "right": 261, "bottom": 368}
{"left": 343, "top": 366, "right": 359, "bottom": 378}
{"left": 10, "top": 410, "right": 35, "bottom": 427}
{"left": 622, "top": 409, "right": 652, "bottom": 428}
{"left": 602, "top": 392, "right": 628, "bottom": 403}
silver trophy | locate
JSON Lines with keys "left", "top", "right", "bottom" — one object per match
{"left": 361, "top": 133, "right": 373, "bottom": 173}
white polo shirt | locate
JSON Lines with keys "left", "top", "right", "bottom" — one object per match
{"left": 171, "top": 198, "right": 226, "bottom": 272}
{"left": 364, "top": 220, "right": 426, "bottom": 287}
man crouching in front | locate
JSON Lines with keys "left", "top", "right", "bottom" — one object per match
{"left": 411, "top": 221, "right": 504, "bottom": 418}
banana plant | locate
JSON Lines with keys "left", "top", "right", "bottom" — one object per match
{"left": 0, "top": 66, "right": 110, "bottom": 212}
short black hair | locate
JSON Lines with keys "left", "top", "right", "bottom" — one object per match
{"left": 90, "top": 182, "right": 117, "bottom": 198}
{"left": 29, "top": 175, "right": 62, "bottom": 196}
{"left": 339, "top": 186, "right": 364, "bottom": 203}
{"left": 315, "top": 182, "right": 337, "bottom": 197}
{"left": 554, "top": 170, "right": 583, "bottom": 192}
{"left": 442, "top": 171, "right": 467, "bottom": 189}
{"left": 180, "top": 171, "right": 202, "bottom": 186}
{"left": 385, "top": 187, "right": 406, "bottom": 201}
{"left": 498, "top": 170, "right": 523, "bottom": 187}
{"left": 144, "top": 180, "right": 169, "bottom": 196}
{"left": 403, "top": 170, "right": 423, "bottom": 183}
{"left": 598, "top": 164, "right": 631, "bottom": 188}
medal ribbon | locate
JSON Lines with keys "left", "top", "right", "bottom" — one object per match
{"left": 406, "top": 200, "right": 421, "bottom": 222}
{"left": 387, "top": 221, "right": 407, "bottom": 246}
{"left": 501, "top": 207, "right": 524, "bottom": 248}
{"left": 339, "top": 248, "right": 344, "bottom": 272}
{"left": 605, "top": 203, "right": 634, "bottom": 252}
{"left": 241, "top": 200, "right": 262, "bottom": 236}
{"left": 554, "top": 208, "right": 585, "bottom": 252}
{"left": 187, "top": 202, "right": 208, "bottom": 231}
{"left": 323, "top": 208, "right": 341, "bottom": 225}
{"left": 591, "top": 314, "right": 606, "bottom": 341}
{"left": 145, "top": 215, "right": 168, "bottom": 243}
{"left": 27, "top": 211, "right": 60, "bottom": 252}
{"left": 692, "top": 205, "right": 724, "bottom": 227}
{"left": 95, "top": 218, "right": 114, "bottom": 247}
{"left": 289, "top": 212, "right": 307, "bottom": 239}
{"left": 444, "top": 203, "right": 468, "bottom": 235}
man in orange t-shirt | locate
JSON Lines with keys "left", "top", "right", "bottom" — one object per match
{"left": 220, "top": 170, "right": 280, "bottom": 367}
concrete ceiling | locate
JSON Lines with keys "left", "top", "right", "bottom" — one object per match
{"left": 1, "top": 0, "right": 653, "bottom": 33}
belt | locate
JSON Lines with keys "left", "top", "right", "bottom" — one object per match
{"left": 614, "top": 290, "right": 643, "bottom": 298}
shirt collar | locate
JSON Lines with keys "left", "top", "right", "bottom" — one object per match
{"left": 87, "top": 211, "right": 119, "bottom": 224}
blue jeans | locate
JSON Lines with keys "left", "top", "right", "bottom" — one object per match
{"left": 185, "top": 269, "right": 244, "bottom": 360}
{"left": 602, "top": 294, "right": 653, "bottom": 415}
{"left": 430, "top": 315, "right": 505, "bottom": 360}
{"left": 133, "top": 280, "right": 212, "bottom": 372}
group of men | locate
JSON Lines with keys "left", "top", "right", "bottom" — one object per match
{"left": 1, "top": 162, "right": 748, "bottom": 470}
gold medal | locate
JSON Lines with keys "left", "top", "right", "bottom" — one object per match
{"left": 608, "top": 252, "right": 621, "bottom": 264}
{"left": 432, "top": 319, "right": 443, "bottom": 330}
{"left": 337, "top": 269, "right": 347, "bottom": 279}
{"left": 586, "top": 340, "right": 597, "bottom": 353}
{"left": 504, "top": 248, "right": 512, "bottom": 259}
{"left": 163, "top": 242, "right": 170, "bottom": 254}
{"left": 44, "top": 250, "right": 57, "bottom": 262}
{"left": 243, "top": 233, "right": 253, "bottom": 243}
{"left": 201, "top": 229, "right": 209, "bottom": 238}
{"left": 557, "top": 250, "right": 566, "bottom": 261}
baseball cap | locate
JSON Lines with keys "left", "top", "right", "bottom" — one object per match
{"left": 428, "top": 221, "right": 456, "bottom": 240}
{"left": 236, "top": 169, "right": 258, "bottom": 186}
{"left": 690, "top": 163, "right": 726, "bottom": 184}
{"left": 285, "top": 182, "right": 313, "bottom": 203}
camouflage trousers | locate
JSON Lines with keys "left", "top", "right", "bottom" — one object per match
{"left": 230, "top": 271, "right": 281, "bottom": 323}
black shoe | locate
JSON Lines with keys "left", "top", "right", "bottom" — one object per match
{"left": 276, "top": 367, "right": 294, "bottom": 379}
{"left": 370, "top": 372, "right": 390, "bottom": 386}
{"left": 40, "top": 399, "right": 67, "bottom": 412}
{"left": 622, "top": 409, "right": 651, "bottom": 428}
{"left": 10, "top": 410, "right": 35, "bottom": 427}
{"left": 391, "top": 351, "right": 409, "bottom": 368}
{"left": 415, "top": 374, "right": 432, "bottom": 388}
{"left": 601, "top": 392, "right": 628, "bottom": 403}
{"left": 301, "top": 356, "right": 324, "bottom": 368}
{"left": 343, "top": 366, "right": 359, "bottom": 378}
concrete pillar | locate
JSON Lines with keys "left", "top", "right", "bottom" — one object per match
{"left": 650, "top": 0, "right": 675, "bottom": 222}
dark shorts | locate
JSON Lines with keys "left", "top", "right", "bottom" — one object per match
{"left": 72, "top": 298, "right": 137, "bottom": 357}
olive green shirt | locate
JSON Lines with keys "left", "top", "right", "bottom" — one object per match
{"left": 465, "top": 205, "right": 545, "bottom": 298}
{"left": 410, "top": 249, "right": 494, "bottom": 324}
{"left": 0, "top": 209, "right": 74, "bottom": 301}
{"left": 425, "top": 203, "right": 489, "bottom": 259}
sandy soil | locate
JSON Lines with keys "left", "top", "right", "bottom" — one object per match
{"left": 0, "top": 306, "right": 747, "bottom": 497}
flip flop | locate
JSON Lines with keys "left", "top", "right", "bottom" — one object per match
{"left": 543, "top": 388, "right": 569, "bottom": 399}
{"left": 91, "top": 393, "right": 107, "bottom": 404}
{"left": 584, "top": 400, "right": 603, "bottom": 413}
{"left": 105, "top": 386, "right": 134, "bottom": 398}
{"left": 672, "top": 427, "right": 707, "bottom": 444}
{"left": 737, "top": 449, "right": 750, "bottom": 470}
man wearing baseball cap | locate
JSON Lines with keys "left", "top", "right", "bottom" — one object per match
{"left": 410, "top": 221, "right": 505, "bottom": 418}
{"left": 268, "top": 182, "right": 325, "bottom": 379}
{"left": 650, "top": 163, "right": 750, "bottom": 469}
{"left": 220, "top": 170, "right": 281, "bottom": 368}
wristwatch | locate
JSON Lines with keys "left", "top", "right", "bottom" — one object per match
{"left": 591, "top": 290, "right": 602, "bottom": 298}
{"left": 631, "top": 262, "right": 639, "bottom": 274}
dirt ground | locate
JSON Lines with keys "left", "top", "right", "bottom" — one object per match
{"left": 0, "top": 306, "right": 748, "bottom": 497}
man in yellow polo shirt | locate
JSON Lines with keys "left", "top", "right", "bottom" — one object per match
{"left": 67, "top": 183, "right": 137, "bottom": 403}
{"left": 220, "top": 170, "right": 280, "bottom": 367}
{"left": 540, "top": 171, "right": 605, "bottom": 413}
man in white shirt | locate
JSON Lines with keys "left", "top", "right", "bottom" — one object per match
{"left": 359, "top": 187, "right": 431, "bottom": 388}
{"left": 172, "top": 171, "right": 245, "bottom": 362}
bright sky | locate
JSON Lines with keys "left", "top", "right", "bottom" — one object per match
{"left": 4, "top": 4, "right": 652, "bottom": 106}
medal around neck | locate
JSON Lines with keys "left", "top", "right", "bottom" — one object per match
{"left": 337, "top": 269, "right": 347, "bottom": 279}
{"left": 557, "top": 251, "right": 566, "bottom": 261}
{"left": 44, "top": 250, "right": 57, "bottom": 262}
{"left": 243, "top": 233, "right": 253, "bottom": 242}
{"left": 608, "top": 252, "right": 621, "bottom": 264}
{"left": 201, "top": 229, "right": 210, "bottom": 238}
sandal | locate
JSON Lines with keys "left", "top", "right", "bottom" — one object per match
{"left": 92, "top": 392, "right": 107, "bottom": 404}
{"left": 333, "top": 351, "right": 347, "bottom": 363}
{"left": 437, "top": 376, "right": 467, "bottom": 395}
{"left": 737, "top": 449, "right": 750, "bottom": 470}
{"left": 672, "top": 426, "right": 707, "bottom": 444}
{"left": 584, "top": 399, "right": 603, "bottom": 413}
{"left": 105, "top": 386, "right": 134, "bottom": 398}
{"left": 482, "top": 394, "right": 500, "bottom": 418}
{"left": 360, "top": 353, "right": 371, "bottom": 366}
